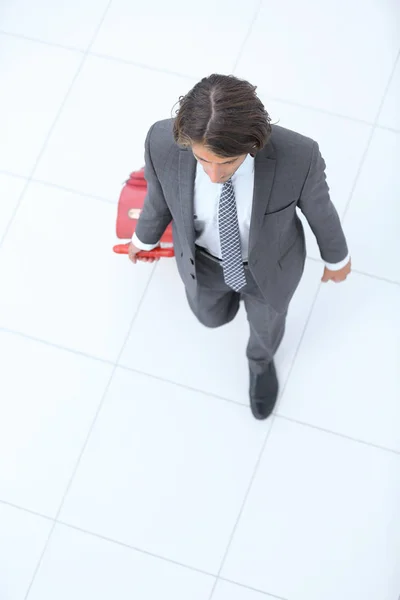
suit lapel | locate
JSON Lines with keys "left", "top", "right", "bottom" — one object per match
{"left": 177, "top": 141, "right": 276, "bottom": 257}
{"left": 248, "top": 141, "right": 276, "bottom": 257}
{"left": 178, "top": 148, "right": 197, "bottom": 252}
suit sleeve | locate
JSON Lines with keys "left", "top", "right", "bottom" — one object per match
{"left": 298, "top": 141, "right": 349, "bottom": 265}
{"left": 133, "top": 123, "right": 172, "bottom": 246}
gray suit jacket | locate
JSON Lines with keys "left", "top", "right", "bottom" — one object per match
{"left": 135, "top": 118, "right": 348, "bottom": 313}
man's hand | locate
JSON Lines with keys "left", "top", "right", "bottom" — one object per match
{"left": 128, "top": 242, "right": 160, "bottom": 264}
{"left": 321, "top": 259, "right": 351, "bottom": 283}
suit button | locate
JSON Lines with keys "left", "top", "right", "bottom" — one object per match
{"left": 191, "top": 274, "right": 196, "bottom": 279}
{"left": 190, "top": 258, "right": 194, "bottom": 265}
{"left": 181, "top": 252, "right": 183, "bottom": 258}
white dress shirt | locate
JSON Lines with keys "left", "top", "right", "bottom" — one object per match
{"left": 193, "top": 153, "right": 254, "bottom": 261}
{"left": 132, "top": 154, "right": 350, "bottom": 271}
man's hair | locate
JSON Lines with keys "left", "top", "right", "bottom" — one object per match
{"left": 172, "top": 73, "right": 272, "bottom": 158}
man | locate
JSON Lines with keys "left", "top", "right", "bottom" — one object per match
{"left": 128, "top": 74, "right": 351, "bottom": 420}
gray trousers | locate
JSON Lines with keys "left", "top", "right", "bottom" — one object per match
{"left": 185, "top": 247, "right": 288, "bottom": 375}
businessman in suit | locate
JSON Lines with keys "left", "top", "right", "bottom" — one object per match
{"left": 128, "top": 74, "right": 351, "bottom": 420}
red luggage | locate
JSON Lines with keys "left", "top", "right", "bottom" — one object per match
{"left": 113, "top": 167, "right": 174, "bottom": 258}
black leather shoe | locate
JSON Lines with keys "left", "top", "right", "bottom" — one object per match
{"left": 249, "top": 361, "right": 279, "bottom": 420}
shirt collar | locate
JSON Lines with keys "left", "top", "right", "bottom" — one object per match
{"left": 233, "top": 153, "right": 255, "bottom": 178}
{"left": 195, "top": 152, "right": 255, "bottom": 184}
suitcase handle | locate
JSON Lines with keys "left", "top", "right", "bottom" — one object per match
{"left": 113, "top": 243, "right": 174, "bottom": 258}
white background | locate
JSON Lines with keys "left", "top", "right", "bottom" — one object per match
{"left": 0, "top": 1, "right": 399, "bottom": 599}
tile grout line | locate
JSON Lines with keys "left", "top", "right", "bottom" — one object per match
{"left": 19, "top": 2, "right": 117, "bottom": 597}
{"left": 266, "top": 98, "right": 381, "bottom": 128}
{"left": 89, "top": 50, "right": 199, "bottom": 82}
{"left": 23, "top": 261, "right": 159, "bottom": 599}
{"left": 0, "top": 496, "right": 229, "bottom": 590}
{"left": 0, "top": 20, "right": 97, "bottom": 251}
{"left": 297, "top": 53, "right": 400, "bottom": 490}
{"left": 0, "top": 0, "right": 131, "bottom": 251}
{"left": 1, "top": 15, "right": 397, "bottom": 600}
{"left": 0, "top": 499, "right": 214, "bottom": 580}
{"left": 2, "top": 29, "right": 400, "bottom": 131}
{"left": 206, "top": 4, "right": 313, "bottom": 594}
{"left": 209, "top": 47, "right": 400, "bottom": 582}
{"left": 1, "top": 170, "right": 400, "bottom": 287}
{"left": 6, "top": 486, "right": 400, "bottom": 600}
{"left": 2, "top": 168, "right": 400, "bottom": 233}
{"left": 0, "top": 324, "right": 248, "bottom": 408}
{"left": 3, "top": 277, "right": 395, "bottom": 596}
{"left": 2, "top": 23, "right": 399, "bottom": 597}
{"left": 206, "top": 415, "right": 277, "bottom": 600}
{"left": 0, "top": 27, "right": 196, "bottom": 83}
{"left": 0, "top": 318, "right": 400, "bottom": 460}
{"left": 231, "top": 0, "right": 264, "bottom": 73}
{"left": 378, "top": 123, "right": 400, "bottom": 135}
{"left": 0, "top": 326, "right": 117, "bottom": 367}
{"left": 206, "top": 249, "right": 337, "bottom": 598}
{"left": 1, "top": 166, "right": 400, "bottom": 288}
{"left": 1, "top": 167, "right": 400, "bottom": 287}
{"left": 46, "top": 519, "right": 218, "bottom": 580}
{"left": 274, "top": 413, "right": 400, "bottom": 457}
{"left": 341, "top": 48, "right": 400, "bottom": 225}
{"left": 218, "top": 577, "right": 289, "bottom": 600}
{"left": 305, "top": 256, "right": 400, "bottom": 287}
{"left": 0, "top": 496, "right": 286, "bottom": 599}
{"left": 0, "top": 29, "right": 85, "bottom": 53}
{"left": 206, "top": 114, "right": 399, "bottom": 587}
{"left": 207, "top": 58, "right": 400, "bottom": 567}
{"left": 3, "top": 303, "right": 399, "bottom": 596}
{"left": 28, "top": 178, "right": 118, "bottom": 204}
{"left": 0, "top": 498, "right": 55, "bottom": 523}
{"left": 0, "top": 172, "right": 118, "bottom": 205}
{"left": 2, "top": 315, "right": 400, "bottom": 460}
{"left": 0, "top": 170, "right": 30, "bottom": 181}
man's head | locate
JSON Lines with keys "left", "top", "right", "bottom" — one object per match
{"left": 190, "top": 142, "right": 247, "bottom": 183}
{"left": 173, "top": 74, "right": 271, "bottom": 183}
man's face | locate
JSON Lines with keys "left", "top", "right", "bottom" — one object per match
{"left": 191, "top": 142, "right": 247, "bottom": 184}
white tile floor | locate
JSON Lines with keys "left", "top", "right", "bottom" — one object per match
{"left": 0, "top": 1, "right": 399, "bottom": 599}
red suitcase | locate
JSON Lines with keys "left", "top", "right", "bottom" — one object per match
{"left": 113, "top": 167, "right": 174, "bottom": 258}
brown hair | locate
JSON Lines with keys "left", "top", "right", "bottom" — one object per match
{"left": 172, "top": 74, "right": 272, "bottom": 158}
